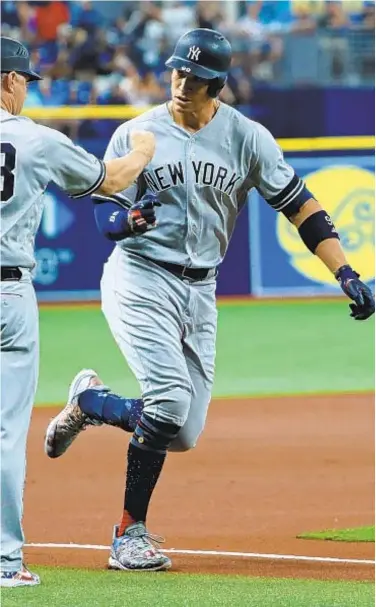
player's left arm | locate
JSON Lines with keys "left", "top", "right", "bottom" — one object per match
{"left": 252, "top": 123, "right": 375, "bottom": 321}
{"left": 289, "top": 197, "right": 374, "bottom": 320}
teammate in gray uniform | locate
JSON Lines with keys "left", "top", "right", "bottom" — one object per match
{"left": 0, "top": 36, "right": 156, "bottom": 588}
{"left": 45, "top": 29, "right": 374, "bottom": 572}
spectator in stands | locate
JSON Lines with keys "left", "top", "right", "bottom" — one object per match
{"left": 107, "top": 14, "right": 130, "bottom": 46}
{"left": 34, "top": 0, "right": 70, "bottom": 43}
{"left": 357, "top": 1, "right": 375, "bottom": 30}
{"left": 349, "top": 1, "right": 375, "bottom": 79}
{"left": 97, "top": 81, "right": 128, "bottom": 105}
{"left": 196, "top": 1, "right": 224, "bottom": 30}
{"left": 1, "top": 1, "right": 22, "bottom": 33}
{"left": 30, "top": 1, "right": 70, "bottom": 69}
{"left": 317, "top": 1, "right": 350, "bottom": 32}
{"left": 70, "top": 1, "right": 102, "bottom": 35}
{"left": 135, "top": 3, "right": 165, "bottom": 72}
{"left": 290, "top": 4, "right": 317, "bottom": 34}
{"left": 46, "top": 47, "right": 72, "bottom": 80}
{"left": 138, "top": 71, "right": 166, "bottom": 104}
{"left": 123, "top": 1, "right": 161, "bottom": 44}
{"left": 235, "top": 1, "right": 284, "bottom": 80}
{"left": 253, "top": 0, "right": 293, "bottom": 30}
{"left": 68, "top": 79, "right": 96, "bottom": 105}
{"left": 317, "top": 1, "right": 351, "bottom": 81}
{"left": 236, "top": 1, "right": 266, "bottom": 41}
{"left": 161, "top": 1, "right": 196, "bottom": 42}
{"left": 68, "top": 28, "right": 94, "bottom": 77}
{"left": 111, "top": 70, "right": 152, "bottom": 107}
{"left": 1, "top": 2, "right": 34, "bottom": 44}
{"left": 109, "top": 44, "right": 138, "bottom": 78}
{"left": 69, "top": 28, "right": 112, "bottom": 79}
{"left": 146, "top": 35, "right": 171, "bottom": 77}
{"left": 226, "top": 50, "right": 253, "bottom": 104}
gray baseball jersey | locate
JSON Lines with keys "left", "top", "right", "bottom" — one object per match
{"left": 0, "top": 108, "right": 105, "bottom": 269}
{"left": 102, "top": 102, "right": 302, "bottom": 267}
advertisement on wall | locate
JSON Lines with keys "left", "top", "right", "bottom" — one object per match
{"left": 249, "top": 154, "right": 375, "bottom": 297}
{"left": 35, "top": 185, "right": 113, "bottom": 301}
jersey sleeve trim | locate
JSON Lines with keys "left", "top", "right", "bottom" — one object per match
{"left": 265, "top": 173, "right": 305, "bottom": 211}
{"left": 70, "top": 160, "right": 106, "bottom": 199}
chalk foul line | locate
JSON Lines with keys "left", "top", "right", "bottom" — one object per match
{"left": 25, "top": 543, "right": 374, "bottom": 566}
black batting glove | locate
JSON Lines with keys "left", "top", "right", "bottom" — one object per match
{"left": 127, "top": 194, "right": 161, "bottom": 234}
{"left": 335, "top": 265, "right": 375, "bottom": 321}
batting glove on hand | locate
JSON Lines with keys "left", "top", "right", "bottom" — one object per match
{"left": 335, "top": 265, "right": 375, "bottom": 321}
{"left": 127, "top": 194, "right": 161, "bottom": 234}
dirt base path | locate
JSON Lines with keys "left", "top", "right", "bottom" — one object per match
{"left": 24, "top": 394, "right": 374, "bottom": 581}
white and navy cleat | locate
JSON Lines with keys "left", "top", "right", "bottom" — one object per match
{"left": 108, "top": 522, "right": 172, "bottom": 572}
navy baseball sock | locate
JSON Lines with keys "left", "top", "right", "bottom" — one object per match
{"left": 79, "top": 388, "right": 143, "bottom": 432}
{"left": 118, "top": 413, "right": 181, "bottom": 535}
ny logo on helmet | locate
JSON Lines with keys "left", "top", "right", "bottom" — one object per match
{"left": 187, "top": 46, "right": 201, "bottom": 61}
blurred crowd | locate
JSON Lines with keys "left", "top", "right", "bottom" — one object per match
{"left": 1, "top": 0, "right": 375, "bottom": 108}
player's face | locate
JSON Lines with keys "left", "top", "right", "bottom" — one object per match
{"left": 171, "top": 69, "right": 210, "bottom": 112}
{"left": 3, "top": 72, "right": 29, "bottom": 114}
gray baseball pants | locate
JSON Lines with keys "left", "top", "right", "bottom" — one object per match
{"left": 1, "top": 273, "right": 39, "bottom": 571}
{"left": 101, "top": 247, "right": 217, "bottom": 451}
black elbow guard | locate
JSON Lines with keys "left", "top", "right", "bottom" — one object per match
{"left": 298, "top": 211, "right": 340, "bottom": 253}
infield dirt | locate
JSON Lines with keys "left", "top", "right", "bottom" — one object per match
{"left": 24, "top": 394, "right": 374, "bottom": 581}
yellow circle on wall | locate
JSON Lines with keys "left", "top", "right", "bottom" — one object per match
{"left": 276, "top": 165, "right": 375, "bottom": 285}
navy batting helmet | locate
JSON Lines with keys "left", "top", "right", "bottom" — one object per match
{"left": 1, "top": 37, "right": 42, "bottom": 81}
{"left": 165, "top": 28, "right": 232, "bottom": 98}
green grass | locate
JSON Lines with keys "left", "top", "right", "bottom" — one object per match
{"left": 1, "top": 568, "right": 374, "bottom": 607}
{"left": 36, "top": 300, "right": 374, "bottom": 405}
{"left": 298, "top": 526, "right": 375, "bottom": 543}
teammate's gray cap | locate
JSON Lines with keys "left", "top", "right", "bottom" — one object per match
{"left": 1, "top": 36, "right": 42, "bottom": 81}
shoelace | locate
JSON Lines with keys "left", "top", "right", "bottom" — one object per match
{"left": 120, "top": 531, "right": 166, "bottom": 558}
{"left": 60, "top": 405, "right": 101, "bottom": 434}
{"left": 58, "top": 405, "right": 89, "bottom": 434}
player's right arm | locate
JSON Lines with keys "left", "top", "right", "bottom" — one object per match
{"left": 92, "top": 125, "right": 160, "bottom": 241}
{"left": 40, "top": 124, "right": 155, "bottom": 198}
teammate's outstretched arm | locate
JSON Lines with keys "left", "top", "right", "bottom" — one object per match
{"left": 97, "top": 130, "right": 155, "bottom": 196}
{"left": 253, "top": 123, "right": 375, "bottom": 321}
{"left": 39, "top": 125, "right": 155, "bottom": 201}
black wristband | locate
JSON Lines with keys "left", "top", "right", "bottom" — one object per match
{"left": 334, "top": 264, "right": 359, "bottom": 281}
{"left": 298, "top": 210, "right": 339, "bottom": 254}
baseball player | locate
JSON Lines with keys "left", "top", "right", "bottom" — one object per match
{"left": 0, "top": 36, "right": 156, "bottom": 588}
{"left": 45, "top": 29, "right": 375, "bottom": 572}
